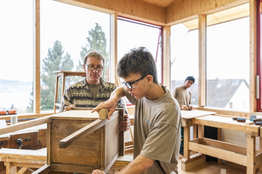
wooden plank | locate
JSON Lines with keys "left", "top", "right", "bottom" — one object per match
{"left": 198, "top": 14, "right": 206, "bottom": 107}
{"left": 246, "top": 135, "right": 256, "bottom": 174}
{"left": 46, "top": 122, "right": 51, "bottom": 165}
{"left": 118, "top": 109, "right": 124, "bottom": 156}
{"left": 110, "top": 13, "right": 118, "bottom": 85}
{"left": 0, "top": 116, "right": 51, "bottom": 135}
{"left": 189, "top": 141, "right": 247, "bottom": 166}
{"left": 34, "top": 0, "right": 41, "bottom": 114}
{"left": 249, "top": 0, "right": 258, "bottom": 113}
{"left": 193, "top": 116, "right": 260, "bottom": 135}
{"left": 162, "top": 25, "right": 171, "bottom": 90}
{"left": 59, "top": 111, "right": 119, "bottom": 148}
{"left": 4, "top": 162, "right": 16, "bottom": 174}
{"left": 32, "top": 164, "right": 51, "bottom": 174}
{"left": 184, "top": 126, "right": 190, "bottom": 159}
{"left": 17, "top": 167, "right": 28, "bottom": 174}
{"left": 181, "top": 110, "right": 216, "bottom": 119}
{"left": 50, "top": 163, "right": 96, "bottom": 173}
{"left": 199, "top": 138, "right": 247, "bottom": 155}
{"left": 166, "top": 0, "right": 248, "bottom": 25}
{"left": 57, "top": 0, "right": 166, "bottom": 25}
{"left": 103, "top": 153, "right": 119, "bottom": 173}
{"left": 181, "top": 153, "right": 206, "bottom": 171}
{"left": 255, "top": 152, "right": 262, "bottom": 169}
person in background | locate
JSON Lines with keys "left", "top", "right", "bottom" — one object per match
{"left": 172, "top": 75, "right": 195, "bottom": 156}
{"left": 92, "top": 47, "right": 181, "bottom": 174}
{"left": 172, "top": 76, "right": 195, "bottom": 111}
{"left": 60, "top": 51, "right": 130, "bottom": 132}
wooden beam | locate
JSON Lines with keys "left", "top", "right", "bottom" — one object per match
{"left": 193, "top": 116, "right": 260, "bottom": 135}
{"left": 189, "top": 141, "right": 247, "bottom": 166}
{"left": 17, "top": 167, "right": 28, "bottom": 174}
{"left": 166, "top": 0, "right": 248, "bottom": 25}
{"left": 249, "top": 0, "right": 257, "bottom": 113}
{"left": 56, "top": 0, "right": 166, "bottom": 25}
{"left": 198, "top": 14, "right": 206, "bottom": 107}
{"left": 32, "top": 164, "right": 51, "bottom": 174}
{"left": 162, "top": 25, "right": 170, "bottom": 89}
{"left": 34, "top": 0, "right": 41, "bottom": 114}
{"left": 0, "top": 116, "right": 51, "bottom": 135}
{"left": 181, "top": 153, "right": 206, "bottom": 171}
{"left": 246, "top": 135, "right": 256, "bottom": 173}
{"left": 59, "top": 112, "right": 119, "bottom": 148}
{"left": 111, "top": 12, "right": 118, "bottom": 85}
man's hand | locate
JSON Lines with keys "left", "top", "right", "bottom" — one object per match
{"left": 181, "top": 105, "right": 189, "bottom": 110}
{"left": 64, "top": 104, "right": 76, "bottom": 111}
{"left": 91, "top": 99, "right": 118, "bottom": 119}
{"left": 188, "top": 105, "right": 194, "bottom": 110}
{"left": 119, "top": 115, "right": 131, "bottom": 132}
{"left": 92, "top": 170, "right": 105, "bottom": 174}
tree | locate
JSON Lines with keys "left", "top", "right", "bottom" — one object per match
{"left": 76, "top": 23, "right": 109, "bottom": 80}
{"left": 40, "top": 40, "right": 74, "bottom": 110}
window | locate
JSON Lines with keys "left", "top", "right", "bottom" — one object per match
{"left": 170, "top": 22, "right": 199, "bottom": 106}
{"left": 206, "top": 17, "right": 250, "bottom": 111}
{"left": 0, "top": 0, "right": 34, "bottom": 114}
{"left": 117, "top": 17, "right": 163, "bottom": 83}
{"left": 40, "top": 0, "right": 110, "bottom": 112}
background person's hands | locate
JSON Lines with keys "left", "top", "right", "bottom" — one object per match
{"left": 119, "top": 115, "right": 131, "bottom": 131}
{"left": 181, "top": 105, "right": 189, "bottom": 110}
{"left": 92, "top": 170, "right": 105, "bottom": 174}
{"left": 64, "top": 104, "right": 76, "bottom": 111}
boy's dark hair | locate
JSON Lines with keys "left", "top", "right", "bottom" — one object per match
{"left": 185, "top": 76, "right": 195, "bottom": 83}
{"left": 117, "top": 47, "right": 158, "bottom": 83}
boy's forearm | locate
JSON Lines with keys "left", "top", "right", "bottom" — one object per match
{"left": 110, "top": 87, "right": 125, "bottom": 103}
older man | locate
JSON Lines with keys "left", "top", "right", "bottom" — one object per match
{"left": 60, "top": 51, "right": 130, "bottom": 132}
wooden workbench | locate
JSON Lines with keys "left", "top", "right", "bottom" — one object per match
{"left": 181, "top": 112, "right": 262, "bottom": 174}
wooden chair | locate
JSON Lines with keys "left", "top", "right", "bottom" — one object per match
{"left": 53, "top": 71, "right": 86, "bottom": 113}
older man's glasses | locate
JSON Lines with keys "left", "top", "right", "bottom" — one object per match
{"left": 122, "top": 75, "right": 146, "bottom": 89}
{"left": 85, "top": 64, "right": 103, "bottom": 71}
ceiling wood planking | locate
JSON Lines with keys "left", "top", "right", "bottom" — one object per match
{"left": 142, "top": 0, "right": 174, "bottom": 8}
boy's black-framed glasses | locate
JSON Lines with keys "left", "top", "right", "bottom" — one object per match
{"left": 122, "top": 75, "right": 147, "bottom": 89}
{"left": 85, "top": 64, "right": 103, "bottom": 71}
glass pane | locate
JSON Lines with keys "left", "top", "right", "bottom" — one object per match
{"left": 206, "top": 17, "right": 250, "bottom": 111}
{"left": 40, "top": 0, "right": 110, "bottom": 112}
{"left": 117, "top": 18, "right": 163, "bottom": 83}
{"left": 0, "top": 0, "right": 34, "bottom": 114}
{"left": 170, "top": 23, "right": 199, "bottom": 106}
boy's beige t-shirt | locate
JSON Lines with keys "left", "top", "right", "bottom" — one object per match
{"left": 172, "top": 86, "right": 191, "bottom": 106}
{"left": 124, "top": 85, "right": 181, "bottom": 174}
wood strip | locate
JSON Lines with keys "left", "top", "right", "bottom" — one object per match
{"left": 246, "top": 135, "right": 256, "bottom": 174}
{"left": 189, "top": 141, "right": 247, "bottom": 166}
{"left": 162, "top": 25, "right": 171, "bottom": 89}
{"left": 184, "top": 126, "right": 190, "bottom": 159}
{"left": 17, "top": 167, "right": 28, "bottom": 174}
{"left": 59, "top": 112, "right": 119, "bottom": 148}
{"left": 198, "top": 14, "right": 206, "bottom": 107}
{"left": 47, "top": 122, "right": 51, "bottom": 165}
{"left": 201, "top": 138, "right": 247, "bottom": 155}
{"left": 50, "top": 163, "right": 96, "bottom": 173}
{"left": 0, "top": 116, "right": 51, "bottom": 135}
{"left": 118, "top": 109, "right": 124, "bottom": 156}
{"left": 103, "top": 153, "right": 119, "bottom": 173}
{"left": 193, "top": 116, "right": 260, "bottom": 135}
{"left": 32, "top": 164, "right": 51, "bottom": 174}
{"left": 34, "top": 0, "right": 41, "bottom": 114}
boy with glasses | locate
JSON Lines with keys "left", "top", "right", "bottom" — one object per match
{"left": 60, "top": 51, "right": 130, "bottom": 132}
{"left": 92, "top": 47, "right": 181, "bottom": 174}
